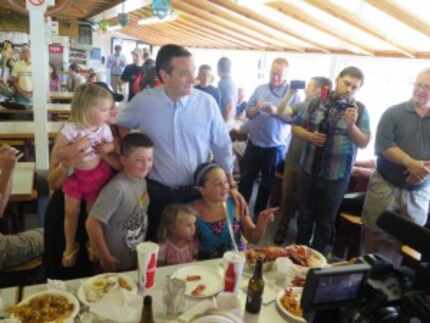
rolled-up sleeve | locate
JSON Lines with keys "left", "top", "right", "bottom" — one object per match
{"left": 210, "top": 102, "right": 234, "bottom": 174}
{"left": 375, "top": 108, "right": 396, "bottom": 155}
{"left": 116, "top": 95, "right": 142, "bottom": 130}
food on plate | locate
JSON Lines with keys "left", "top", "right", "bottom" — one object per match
{"left": 285, "top": 244, "right": 325, "bottom": 267}
{"left": 8, "top": 293, "right": 75, "bottom": 323}
{"left": 281, "top": 288, "right": 303, "bottom": 318}
{"left": 191, "top": 284, "right": 206, "bottom": 297}
{"left": 245, "top": 246, "right": 289, "bottom": 264}
{"left": 84, "top": 274, "right": 132, "bottom": 303}
{"left": 291, "top": 275, "right": 306, "bottom": 287}
{"left": 186, "top": 275, "right": 201, "bottom": 282}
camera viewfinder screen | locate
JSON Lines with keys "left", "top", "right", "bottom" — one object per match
{"left": 313, "top": 273, "right": 365, "bottom": 304}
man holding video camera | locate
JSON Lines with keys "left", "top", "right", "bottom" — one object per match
{"left": 362, "top": 68, "right": 430, "bottom": 266}
{"left": 294, "top": 66, "right": 370, "bottom": 256}
{"left": 239, "top": 58, "right": 300, "bottom": 217}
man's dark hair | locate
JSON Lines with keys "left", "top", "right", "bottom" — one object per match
{"left": 155, "top": 44, "right": 192, "bottom": 83}
{"left": 217, "top": 57, "right": 232, "bottom": 75}
{"left": 338, "top": 66, "right": 364, "bottom": 85}
{"left": 120, "top": 132, "right": 154, "bottom": 156}
{"left": 311, "top": 76, "right": 333, "bottom": 91}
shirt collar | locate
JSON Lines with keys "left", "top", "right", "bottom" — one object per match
{"left": 161, "top": 87, "right": 190, "bottom": 108}
{"left": 406, "top": 100, "right": 416, "bottom": 113}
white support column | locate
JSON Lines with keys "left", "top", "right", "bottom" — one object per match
{"left": 26, "top": 0, "right": 55, "bottom": 171}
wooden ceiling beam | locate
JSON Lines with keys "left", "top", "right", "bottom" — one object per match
{"left": 184, "top": 0, "right": 302, "bottom": 52}
{"left": 269, "top": 1, "right": 374, "bottom": 56}
{"left": 174, "top": 14, "right": 258, "bottom": 49}
{"left": 365, "top": 0, "right": 430, "bottom": 38}
{"left": 303, "top": 0, "right": 415, "bottom": 58}
{"left": 143, "top": 24, "right": 225, "bottom": 48}
{"left": 159, "top": 22, "right": 233, "bottom": 48}
{"left": 126, "top": 23, "right": 202, "bottom": 47}
{"left": 173, "top": 20, "right": 251, "bottom": 49}
{"left": 209, "top": 0, "right": 330, "bottom": 53}
{"left": 172, "top": 0, "right": 287, "bottom": 50}
{"left": 172, "top": 7, "right": 271, "bottom": 49}
{"left": 174, "top": 10, "right": 267, "bottom": 49}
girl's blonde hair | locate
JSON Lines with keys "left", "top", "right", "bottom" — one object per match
{"left": 158, "top": 204, "right": 196, "bottom": 243}
{"left": 70, "top": 83, "right": 112, "bottom": 126}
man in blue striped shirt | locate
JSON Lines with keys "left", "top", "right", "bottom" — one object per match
{"left": 117, "top": 44, "right": 239, "bottom": 241}
{"left": 239, "top": 58, "right": 300, "bottom": 217}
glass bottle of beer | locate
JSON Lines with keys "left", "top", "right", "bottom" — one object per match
{"left": 140, "top": 295, "right": 155, "bottom": 323}
{"left": 245, "top": 256, "right": 264, "bottom": 314}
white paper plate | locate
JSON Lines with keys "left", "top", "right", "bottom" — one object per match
{"left": 276, "top": 288, "right": 306, "bottom": 323}
{"left": 191, "top": 313, "right": 242, "bottom": 323}
{"left": 11, "top": 290, "right": 79, "bottom": 323}
{"left": 171, "top": 265, "right": 223, "bottom": 298}
{"left": 77, "top": 273, "right": 137, "bottom": 306}
{"left": 285, "top": 245, "right": 328, "bottom": 271}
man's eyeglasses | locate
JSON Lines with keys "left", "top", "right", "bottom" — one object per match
{"left": 413, "top": 83, "right": 430, "bottom": 91}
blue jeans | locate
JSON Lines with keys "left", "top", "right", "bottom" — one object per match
{"left": 239, "top": 142, "right": 285, "bottom": 217}
{"left": 296, "top": 171, "right": 350, "bottom": 255}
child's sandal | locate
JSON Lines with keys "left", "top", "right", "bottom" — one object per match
{"left": 62, "top": 243, "right": 80, "bottom": 267}
{"left": 87, "top": 242, "right": 97, "bottom": 262}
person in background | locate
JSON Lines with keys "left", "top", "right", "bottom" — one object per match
{"left": 116, "top": 44, "right": 243, "bottom": 242}
{"left": 362, "top": 68, "right": 430, "bottom": 266}
{"left": 107, "top": 45, "right": 126, "bottom": 94}
{"left": 1, "top": 40, "right": 15, "bottom": 81}
{"left": 236, "top": 87, "right": 247, "bottom": 119}
{"left": 195, "top": 64, "right": 220, "bottom": 107}
{"left": 9, "top": 46, "right": 32, "bottom": 107}
{"left": 67, "top": 63, "right": 85, "bottom": 92}
{"left": 121, "top": 48, "right": 144, "bottom": 101}
{"left": 86, "top": 133, "right": 153, "bottom": 272}
{"left": 87, "top": 71, "right": 97, "bottom": 84}
{"left": 0, "top": 144, "right": 43, "bottom": 270}
{"left": 191, "top": 162, "right": 277, "bottom": 259}
{"left": 158, "top": 204, "right": 198, "bottom": 266}
{"left": 217, "top": 57, "right": 238, "bottom": 122}
{"left": 49, "top": 64, "right": 61, "bottom": 92}
{"left": 294, "top": 66, "right": 370, "bottom": 256}
{"left": 274, "top": 76, "right": 333, "bottom": 245}
{"left": 239, "top": 58, "right": 300, "bottom": 218}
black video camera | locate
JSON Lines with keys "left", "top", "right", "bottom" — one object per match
{"left": 300, "top": 212, "right": 430, "bottom": 323}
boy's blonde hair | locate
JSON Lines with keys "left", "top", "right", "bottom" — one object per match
{"left": 70, "top": 83, "right": 112, "bottom": 126}
{"left": 158, "top": 204, "right": 197, "bottom": 243}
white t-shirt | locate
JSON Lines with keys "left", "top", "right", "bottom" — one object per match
{"left": 60, "top": 123, "right": 113, "bottom": 161}
{"left": 12, "top": 60, "right": 32, "bottom": 92}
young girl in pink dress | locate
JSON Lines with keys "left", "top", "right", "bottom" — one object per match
{"left": 158, "top": 204, "right": 198, "bottom": 266}
{"left": 51, "top": 84, "right": 114, "bottom": 267}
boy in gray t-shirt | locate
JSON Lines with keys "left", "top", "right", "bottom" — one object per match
{"left": 86, "top": 132, "right": 154, "bottom": 272}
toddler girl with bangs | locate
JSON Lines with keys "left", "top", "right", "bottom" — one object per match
{"left": 158, "top": 204, "right": 198, "bottom": 266}
{"left": 51, "top": 83, "right": 114, "bottom": 267}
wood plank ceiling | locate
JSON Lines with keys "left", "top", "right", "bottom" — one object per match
{"left": 3, "top": 0, "right": 430, "bottom": 59}
{"left": 0, "top": 0, "right": 123, "bottom": 21}
{"left": 112, "top": 0, "right": 430, "bottom": 59}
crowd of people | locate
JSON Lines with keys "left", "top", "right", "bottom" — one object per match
{"left": 0, "top": 41, "right": 429, "bottom": 280}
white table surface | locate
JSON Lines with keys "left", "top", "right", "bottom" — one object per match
{"left": 50, "top": 91, "right": 74, "bottom": 100}
{"left": 11, "top": 162, "right": 35, "bottom": 200}
{"left": 47, "top": 103, "right": 71, "bottom": 113}
{"left": 20, "top": 259, "right": 291, "bottom": 322}
{"left": 0, "top": 287, "right": 18, "bottom": 318}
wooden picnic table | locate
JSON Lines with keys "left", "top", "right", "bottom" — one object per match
{"left": 0, "top": 121, "right": 63, "bottom": 140}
